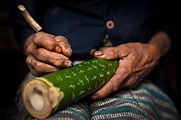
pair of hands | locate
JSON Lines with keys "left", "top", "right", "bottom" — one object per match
{"left": 25, "top": 32, "right": 160, "bottom": 100}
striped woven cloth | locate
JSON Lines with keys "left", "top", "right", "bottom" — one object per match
{"left": 15, "top": 73, "right": 179, "bottom": 120}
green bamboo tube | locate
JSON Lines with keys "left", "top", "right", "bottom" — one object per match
{"left": 22, "top": 58, "right": 119, "bottom": 119}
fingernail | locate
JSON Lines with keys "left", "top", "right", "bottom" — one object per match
{"left": 90, "top": 49, "right": 96, "bottom": 55}
{"left": 55, "top": 46, "right": 61, "bottom": 53}
{"left": 94, "top": 51, "right": 104, "bottom": 56}
{"left": 65, "top": 46, "right": 72, "bottom": 52}
{"left": 64, "top": 59, "right": 72, "bottom": 67}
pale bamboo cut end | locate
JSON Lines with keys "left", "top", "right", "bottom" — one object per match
{"left": 22, "top": 79, "right": 63, "bottom": 119}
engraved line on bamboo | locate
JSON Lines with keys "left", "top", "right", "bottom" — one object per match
{"left": 78, "top": 90, "right": 85, "bottom": 96}
{"left": 79, "top": 70, "right": 84, "bottom": 73}
{"left": 79, "top": 79, "right": 84, "bottom": 85}
{"left": 108, "top": 63, "right": 113, "bottom": 66}
{"left": 18, "top": 5, "right": 42, "bottom": 32}
{"left": 94, "top": 82, "right": 98, "bottom": 88}
{"left": 84, "top": 76, "right": 89, "bottom": 83}
{"left": 56, "top": 76, "right": 63, "bottom": 81}
{"left": 92, "top": 75, "right": 97, "bottom": 80}
{"left": 92, "top": 65, "right": 98, "bottom": 69}
{"left": 76, "top": 79, "right": 84, "bottom": 85}
{"left": 88, "top": 67, "right": 93, "bottom": 71}
{"left": 101, "top": 80, "right": 105, "bottom": 85}
{"left": 92, "top": 60, "right": 98, "bottom": 63}
{"left": 64, "top": 74, "right": 71, "bottom": 78}
{"left": 69, "top": 84, "right": 75, "bottom": 89}
{"left": 72, "top": 92, "right": 75, "bottom": 99}
{"left": 99, "top": 73, "right": 104, "bottom": 77}
{"left": 106, "top": 71, "right": 111, "bottom": 75}
{"left": 99, "top": 63, "right": 106, "bottom": 68}
{"left": 84, "top": 61, "right": 91, "bottom": 64}
{"left": 87, "top": 86, "right": 91, "bottom": 90}
{"left": 71, "top": 71, "right": 76, "bottom": 76}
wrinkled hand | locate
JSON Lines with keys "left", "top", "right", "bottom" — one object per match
{"left": 91, "top": 42, "right": 160, "bottom": 99}
{"left": 26, "top": 32, "right": 72, "bottom": 76}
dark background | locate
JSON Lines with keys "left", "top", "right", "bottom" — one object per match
{"left": 0, "top": 0, "right": 180, "bottom": 119}
{"left": 0, "top": 0, "right": 29, "bottom": 119}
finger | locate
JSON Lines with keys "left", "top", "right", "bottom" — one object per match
{"left": 91, "top": 59, "right": 133, "bottom": 99}
{"left": 33, "top": 32, "right": 62, "bottom": 53}
{"left": 91, "top": 81, "right": 115, "bottom": 99}
{"left": 26, "top": 55, "right": 60, "bottom": 76}
{"left": 93, "top": 47, "right": 121, "bottom": 59}
{"left": 90, "top": 48, "right": 97, "bottom": 56}
{"left": 26, "top": 42, "right": 37, "bottom": 55}
{"left": 121, "top": 73, "right": 145, "bottom": 89}
{"left": 55, "top": 36, "right": 72, "bottom": 57}
{"left": 93, "top": 46, "right": 130, "bottom": 60}
{"left": 93, "top": 47, "right": 115, "bottom": 59}
{"left": 31, "top": 48, "right": 72, "bottom": 67}
{"left": 91, "top": 74, "right": 123, "bottom": 100}
{"left": 28, "top": 65, "right": 40, "bottom": 77}
{"left": 111, "top": 58, "right": 142, "bottom": 89}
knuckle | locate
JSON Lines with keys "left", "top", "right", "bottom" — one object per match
{"left": 26, "top": 57, "right": 30, "bottom": 65}
{"left": 54, "top": 60, "right": 63, "bottom": 67}
{"left": 33, "top": 32, "right": 42, "bottom": 41}
{"left": 34, "top": 62, "right": 42, "bottom": 71}
{"left": 26, "top": 56, "right": 34, "bottom": 66}
{"left": 55, "top": 36, "right": 67, "bottom": 42}
{"left": 26, "top": 44, "right": 34, "bottom": 54}
{"left": 36, "top": 48, "right": 44, "bottom": 56}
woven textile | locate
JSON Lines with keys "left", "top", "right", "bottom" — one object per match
{"left": 15, "top": 73, "right": 179, "bottom": 120}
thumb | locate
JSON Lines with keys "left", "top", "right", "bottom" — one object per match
{"left": 93, "top": 47, "right": 118, "bottom": 59}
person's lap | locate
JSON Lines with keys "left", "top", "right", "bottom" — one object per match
{"left": 15, "top": 73, "right": 178, "bottom": 120}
